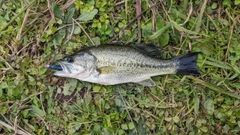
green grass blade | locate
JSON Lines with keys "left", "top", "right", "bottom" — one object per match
{"left": 148, "top": 22, "right": 171, "bottom": 40}
{"left": 195, "top": 0, "right": 208, "bottom": 33}
{"left": 171, "top": 20, "right": 199, "bottom": 35}
{"left": 201, "top": 60, "right": 232, "bottom": 70}
{"left": 188, "top": 76, "right": 240, "bottom": 100}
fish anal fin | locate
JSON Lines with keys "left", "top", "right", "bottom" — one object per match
{"left": 98, "top": 66, "right": 115, "bottom": 74}
{"left": 135, "top": 78, "right": 156, "bottom": 86}
{"left": 133, "top": 43, "right": 162, "bottom": 58}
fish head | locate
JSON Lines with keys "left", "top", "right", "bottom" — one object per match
{"left": 53, "top": 51, "right": 97, "bottom": 79}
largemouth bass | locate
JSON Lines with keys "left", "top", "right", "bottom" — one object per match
{"left": 47, "top": 44, "right": 200, "bottom": 86}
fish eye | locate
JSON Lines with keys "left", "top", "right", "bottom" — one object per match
{"left": 66, "top": 57, "right": 74, "bottom": 63}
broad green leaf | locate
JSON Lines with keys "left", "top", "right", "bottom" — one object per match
{"left": 121, "top": 124, "right": 128, "bottom": 130}
{"left": 63, "top": 79, "right": 78, "bottom": 95}
{"left": 91, "top": 37, "right": 101, "bottom": 45}
{"left": 128, "top": 123, "right": 135, "bottom": 129}
{"left": 28, "top": 75, "right": 36, "bottom": 85}
{"left": 13, "top": 87, "right": 20, "bottom": 97}
{"left": 204, "top": 99, "right": 214, "bottom": 115}
{"left": 223, "top": 124, "right": 230, "bottom": 133}
{"left": 78, "top": 9, "right": 98, "bottom": 22}
{"left": 73, "top": 26, "right": 81, "bottom": 34}
{"left": 39, "top": 67, "right": 48, "bottom": 75}
{"left": 84, "top": 92, "right": 92, "bottom": 105}
{"left": 7, "top": 88, "right": 13, "bottom": 97}
{"left": 23, "top": 119, "right": 36, "bottom": 130}
{"left": 216, "top": 112, "right": 224, "bottom": 119}
{"left": 0, "top": 82, "right": 8, "bottom": 88}
{"left": 235, "top": 0, "right": 240, "bottom": 5}
{"left": 159, "top": 33, "right": 169, "bottom": 46}
{"left": 200, "top": 126, "right": 208, "bottom": 132}
{"left": 223, "top": 0, "right": 232, "bottom": 7}
{"left": 211, "top": 2, "right": 218, "bottom": 9}
{"left": 93, "top": 85, "right": 102, "bottom": 92}
{"left": 172, "top": 115, "right": 180, "bottom": 123}
{"left": 102, "top": 128, "right": 113, "bottom": 135}
{"left": 21, "top": 110, "right": 29, "bottom": 118}
{"left": 141, "top": 22, "right": 152, "bottom": 39}
{"left": 51, "top": 2, "right": 62, "bottom": 19}
{"left": 156, "top": 17, "right": 164, "bottom": 30}
{"left": 118, "top": 130, "right": 125, "bottom": 135}
{"left": 219, "top": 18, "right": 229, "bottom": 26}
{"left": 136, "top": 117, "right": 146, "bottom": 135}
{"left": 30, "top": 105, "right": 45, "bottom": 117}
{"left": 68, "top": 127, "right": 77, "bottom": 134}
{"left": 53, "top": 32, "right": 65, "bottom": 45}
{"left": 88, "top": 0, "right": 95, "bottom": 5}
{"left": 65, "top": 8, "right": 75, "bottom": 23}
{"left": 0, "top": 16, "right": 7, "bottom": 30}
{"left": 28, "top": 75, "right": 35, "bottom": 82}
{"left": 115, "top": 97, "right": 123, "bottom": 106}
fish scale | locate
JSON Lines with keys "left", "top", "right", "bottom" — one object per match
{"left": 91, "top": 46, "right": 171, "bottom": 69}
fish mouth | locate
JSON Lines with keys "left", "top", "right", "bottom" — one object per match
{"left": 47, "top": 61, "right": 75, "bottom": 76}
{"left": 58, "top": 61, "right": 73, "bottom": 74}
{"left": 46, "top": 64, "right": 63, "bottom": 71}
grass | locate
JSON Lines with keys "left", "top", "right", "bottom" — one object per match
{"left": 0, "top": 0, "right": 240, "bottom": 134}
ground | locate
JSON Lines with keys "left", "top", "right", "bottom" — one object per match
{"left": 0, "top": 0, "right": 240, "bottom": 134}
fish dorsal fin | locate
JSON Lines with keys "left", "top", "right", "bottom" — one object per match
{"left": 98, "top": 66, "right": 116, "bottom": 74}
{"left": 133, "top": 43, "right": 162, "bottom": 58}
{"left": 135, "top": 78, "right": 156, "bottom": 86}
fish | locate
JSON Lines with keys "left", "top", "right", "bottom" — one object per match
{"left": 46, "top": 44, "right": 200, "bottom": 86}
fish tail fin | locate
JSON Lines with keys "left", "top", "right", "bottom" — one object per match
{"left": 175, "top": 52, "right": 200, "bottom": 75}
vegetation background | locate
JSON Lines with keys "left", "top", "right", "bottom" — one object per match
{"left": 0, "top": 0, "right": 240, "bottom": 134}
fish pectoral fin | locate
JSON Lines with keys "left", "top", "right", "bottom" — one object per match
{"left": 135, "top": 78, "right": 156, "bottom": 86}
{"left": 132, "top": 43, "right": 162, "bottom": 58}
{"left": 98, "top": 66, "right": 115, "bottom": 75}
